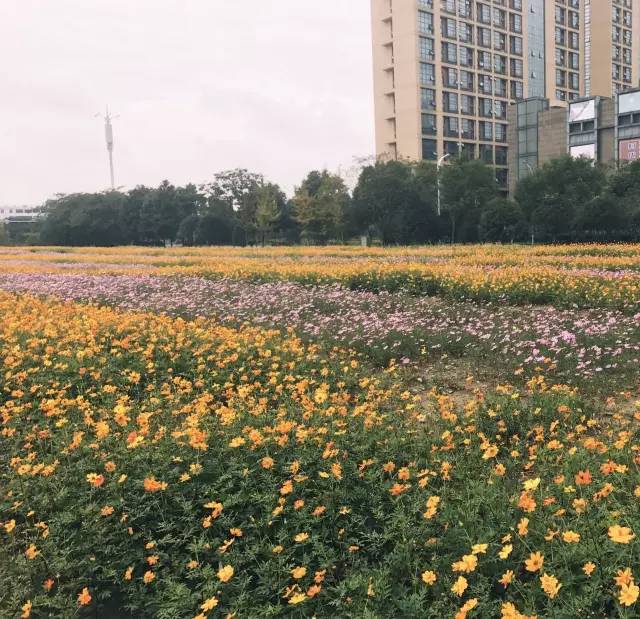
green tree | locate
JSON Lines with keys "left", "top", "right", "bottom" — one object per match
{"left": 440, "top": 158, "right": 498, "bottom": 243}
{"left": 515, "top": 156, "right": 606, "bottom": 242}
{"left": 255, "top": 183, "right": 283, "bottom": 246}
{"left": 293, "top": 171, "right": 349, "bottom": 244}
{"left": 479, "top": 197, "right": 526, "bottom": 243}
{"left": 351, "top": 160, "right": 439, "bottom": 244}
{"left": 40, "top": 192, "right": 126, "bottom": 246}
{"left": 202, "top": 169, "right": 264, "bottom": 244}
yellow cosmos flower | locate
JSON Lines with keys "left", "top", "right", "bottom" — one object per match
{"left": 452, "top": 554, "right": 478, "bottom": 573}
{"left": 562, "top": 530, "right": 580, "bottom": 543}
{"left": 421, "top": 570, "right": 437, "bottom": 585}
{"left": 525, "top": 551, "right": 544, "bottom": 573}
{"left": 540, "top": 573, "right": 562, "bottom": 599}
{"left": 619, "top": 582, "right": 639, "bottom": 607}
{"left": 200, "top": 596, "right": 219, "bottom": 611}
{"left": 582, "top": 562, "right": 596, "bottom": 576}
{"left": 20, "top": 600, "right": 32, "bottom": 619}
{"left": 217, "top": 564, "right": 234, "bottom": 583}
{"left": 451, "top": 576, "right": 468, "bottom": 597}
{"left": 294, "top": 532, "right": 309, "bottom": 543}
{"left": 291, "top": 566, "right": 307, "bottom": 579}
{"left": 609, "top": 525, "right": 635, "bottom": 544}
{"left": 289, "top": 593, "right": 307, "bottom": 605}
{"left": 143, "top": 571, "right": 155, "bottom": 584}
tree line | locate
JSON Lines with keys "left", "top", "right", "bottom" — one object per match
{"left": 23, "top": 156, "right": 640, "bottom": 246}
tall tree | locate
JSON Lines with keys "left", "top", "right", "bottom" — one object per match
{"left": 351, "top": 160, "right": 437, "bottom": 244}
{"left": 293, "top": 171, "right": 349, "bottom": 244}
{"left": 515, "top": 156, "right": 606, "bottom": 242}
{"left": 440, "top": 158, "right": 498, "bottom": 243}
{"left": 255, "top": 183, "right": 283, "bottom": 246}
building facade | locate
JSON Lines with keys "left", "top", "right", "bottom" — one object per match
{"left": 507, "top": 87, "right": 640, "bottom": 193}
{"left": 371, "top": 0, "right": 640, "bottom": 189}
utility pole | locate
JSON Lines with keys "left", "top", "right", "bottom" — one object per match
{"left": 96, "top": 107, "right": 117, "bottom": 190}
{"left": 436, "top": 153, "right": 451, "bottom": 216}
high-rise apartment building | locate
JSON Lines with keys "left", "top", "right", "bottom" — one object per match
{"left": 371, "top": 0, "right": 639, "bottom": 189}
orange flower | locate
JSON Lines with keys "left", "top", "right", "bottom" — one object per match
{"left": 20, "top": 600, "right": 32, "bottom": 618}
{"left": 43, "top": 578, "right": 55, "bottom": 591}
{"left": 294, "top": 532, "right": 309, "bottom": 543}
{"left": 143, "top": 477, "right": 167, "bottom": 492}
{"left": 86, "top": 473, "right": 105, "bottom": 488}
{"left": 421, "top": 570, "right": 437, "bottom": 585}
{"left": 525, "top": 551, "right": 544, "bottom": 573}
{"left": 499, "top": 570, "right": 514, "bottom": 587}
{"left": 582, "top": 562, "right": 596, "bottom": 577}
{"left": 575, "top": 470, "right": 592, "bottom": 486}
{"left": 25, "top": 544, "right": 39, "bottom": 560}
{"left": 451, "top": 576, "right": 468, "bottom": 597}
{"left": 261, "top": 456, "right": 274, "bottom": 469}
{"left": 77, "top": 587, "right": 92, "bottom": 606}
{"left": 143, "top": 570, "right": 155, "bottom": 584}
{"left": 540, "top": 573, "right": 562, "bottom": 599}
{"left": 217, "top": 564, "right": 234, "bottom": 582}
{"left": 291, "top": 566, "right": 307, "bottom": 579}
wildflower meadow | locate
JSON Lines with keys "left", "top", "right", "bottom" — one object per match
{"left": 1, "top": 245, "right": 639, "bottom": 618}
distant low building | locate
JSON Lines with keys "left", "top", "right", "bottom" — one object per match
{"left": 508, "top": 87, "right": 640, "bottom": 195}
{"left": 0, "top": 206, "right": 43, "bottom": 222}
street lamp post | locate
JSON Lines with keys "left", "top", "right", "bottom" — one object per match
{"left": 436, "top": 153, "right": 451, "bottom": 216}
{"left": 524, "top": 162, "right": 535, "bottom": 244}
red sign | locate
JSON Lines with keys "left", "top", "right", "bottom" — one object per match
{"left": 619, "top": 138, "right": 640, "bottom": 161}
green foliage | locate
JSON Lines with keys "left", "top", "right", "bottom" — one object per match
{"left": 351, "top": 161, "right": 440, "bottom": 244}
{"left": 293, "top": 171, "right": 349, "bottom": 244}
{"left": 440, "top": 158, "right": 498, "bottom": 243}
{"left": 479, "top": 198, "right": 526, "bottom": 243}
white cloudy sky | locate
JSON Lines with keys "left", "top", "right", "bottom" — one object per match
{"left": 0, "top": 1, "right": 374, "bottom": 205}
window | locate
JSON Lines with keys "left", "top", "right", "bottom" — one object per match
{"left": 555, "top": 6, "right": 565, "bottom": 25}
{"left": 494, "top": 78, "right": 507, "bottom": 97}
{"left": 443, "top": 67, "right": 458, "bottom": 87}
{"left": 494, "top": 54, "right": 507, "bottom": 74}
{"left": 441, "top": 17, "right": 456, "bottom": 38}
{"left": 459, "top": 46, "right": 474, "bottom": 66}
{"left": 418, "top": 0, "right": 434, "bottom": 7}
{"left": 569, "top": 72, "right": 579, "bottom": 90}
{"left": 478, "top": 50, "right": 491, "bottom": 69}
{"left": 479, "top": 144, "right": 494, "bottom": 163}
{"left": 477, "top": 2, "right": 491, "bottom": 23}
{"left": 510, "top": 36, "right": 522, "bottom": 55}
{"left": 422, "top": 113, "right": 437, "bottom": 135}
{"left": 493, "top": 7, "right": 506, "bottom": 28}
{"left": 493, "top": 31, "right": 506, "bottom": 51}
{"left": 511, "top": 80, "right": 523, "bottom": 99}
{"left": 477, "top": 26, "right": 491, "bottom": 47}
{"left": 419, "top": 11, "right": 435, "bottom": 34}
{"left": 461, "top": 94, "right": 476, "bottom": 115}
{"left": 555, "top": 48, "right": 566, "bottom": 67}
{"left": 568, "top": 52, "right": 579, "bottom": 70}
{"left": 421, "top": 88, "right": 436, "bottom": 110}
{"left": 458, "top": 21, "right": 473, "bottom": 42}
{"left": 510, "top": 13, "right": 522, "bottom": 33}
{"left": 555, "top": 27, "right": 566, "bottom": 45}
{"left": 569, "top": 10, "right": 579, "bottom": 28}
{"left": 479, "top": 121, "right": 493, "bottom": 140}
{"left": 479, "top": 97, "right": 493, "bottom": 117}
{"left": 494, "top": 100, "right": 506, "bottom": 119}
{"left": 459, "top": 70, "right": 474, "bottom": 91}
{"left": 420, "top": 62, "right": 436, "bottom": 84}
{"left": 443, "top": 91, "right": 459, "bottom": 112}
{"left": 496, "top": 169, "right": 508, "bottom": 187}
{"left": 510, "top": 58, "right": 523, "bottom": 78}
{"left": 461, "top": 118, "right": 475, "bottom": 139}
{"left": 458, "top": 0, "right": 472, "bottom": 18}
{"left": 479, "top": 74, "right": 493, "bottom": 94}
{"left": 510, "top": 0, "right": 521, "bottom": 9}
{"left": 495, "top": 124, "right": 507, "bottom": 142}
{"left": 422, "top": 139, "right": 437, "bottom": 160}
{"left": 442, "top": 41, "right": 457, "bottom": 63}
{"left": 444, "top": 141, "right": 460, "bottom": 156}
{"left": 569, "top": 31, "right": 579, "bottom": 49}
{"left": 556, "top": 69, "right": 566, "bottom": 87}
{"left": 444, "top": 116, "right": 459, "bottom": 136}
{"left": 420, "top": 37, "right": 435, "bottom": 60}
{"left": 495, "top": 146, "right": 508, "bottom": 165}
{"left": 441, "top": 0, "right": 456, "bottom": 13}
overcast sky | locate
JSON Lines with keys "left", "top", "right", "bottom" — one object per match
{"left": 0, "top": 1, "right": 374, "bottom": 205}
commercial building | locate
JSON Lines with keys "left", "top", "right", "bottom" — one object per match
{"left": 507, "top": 87, "right": 640, "bottom": 193}
{"left": 371, "top": 0, "right": 640, "bottom": 190}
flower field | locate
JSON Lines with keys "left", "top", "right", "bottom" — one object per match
{"left": 1, "top": 246, "right": 639, "bottom": 618}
